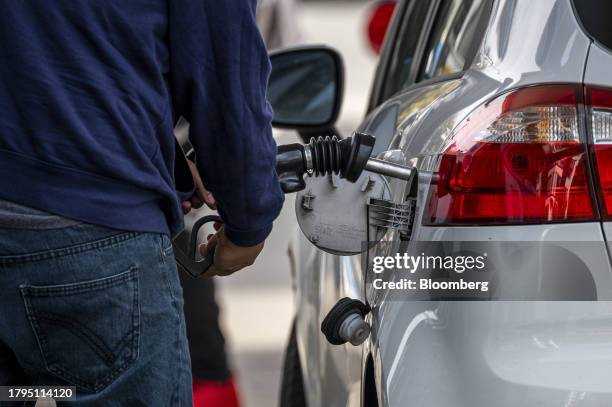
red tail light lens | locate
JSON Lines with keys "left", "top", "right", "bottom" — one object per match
{"left": 426, "top": 85, "right": 595, "bottom": 225}
{"left": 588, "top": 86, "right": 612, "bottom": 219}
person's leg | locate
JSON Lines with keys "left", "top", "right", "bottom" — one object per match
{"left": 179, "top": 274, "right": 240, "bottom": 407}
{"left": 180, "top": 275, "right": 231, "bottom": 381}
{"left": 0, "top": 224, "right": 192, "bottom": 406}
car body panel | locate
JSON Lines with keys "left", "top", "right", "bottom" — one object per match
{"left": 582, "top": 37, "right": 612, "bottom": 89}
{"left": 584, "top": 42, "right": 612, "bottom": 248}
{"left": 291, "top": 225, "right": 366, "bottom": 407}
{"left": 290, "top": 0, "right": 612, "bottom": 406}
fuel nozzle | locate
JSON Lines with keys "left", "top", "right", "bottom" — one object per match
{"left": 276, "top": 132, "right": 414, "bottom": 193}
{"left": 276, "top": 132, "right": 374, "bottom": 193}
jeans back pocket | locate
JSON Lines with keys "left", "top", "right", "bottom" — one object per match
{"left": 20, "top": 267, "right": 140, "bottom": 393}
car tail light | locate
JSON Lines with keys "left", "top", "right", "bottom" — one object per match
{"left": 425, "top": 85, "right": 595, "bottom": 225}
{"left": 367, "top": 1, "right": 396, "bottom": 55}
{"left": 588, "top": 86, "right": 612, "bottom": 219}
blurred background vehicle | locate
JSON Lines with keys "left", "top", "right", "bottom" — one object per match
{"left": 365, "top": 0, "right": 397, "bottom": 55}
{"left": 257, "top": 0, "right": 303, "bottom": 50}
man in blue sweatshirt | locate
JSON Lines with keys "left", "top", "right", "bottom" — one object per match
{"left": 0, "top": 1, "right": 283, "bottom": 405}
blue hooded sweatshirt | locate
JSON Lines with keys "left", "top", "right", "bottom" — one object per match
{"left": 0, "top": 0, "right": 284, "bottom": 246}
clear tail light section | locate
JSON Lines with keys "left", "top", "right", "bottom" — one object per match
{"left": 588, "top": 86, "right": 612, "bottom": 219}
{"left": 425, "top": 85, "right": 595, "bottom": 225}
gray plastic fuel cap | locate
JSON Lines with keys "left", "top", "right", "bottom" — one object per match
{"left": 295, "top": 170, "right": 391, "bottom": 255}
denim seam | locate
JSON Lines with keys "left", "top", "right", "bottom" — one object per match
{"left": 21, "top": 292, "right": 47, "bottom": 388}
{"left": 20, "top": 268, "right": 141, "bottom": 393}
{"left": 176, "top": 312, "right": 188, "bottom": 406}
{"left": 163, "top": 244, "right": 174, "bottom": 258}
{"left": 159, "top": 234, "right": 174, "bottom": 263}
{"left": 35, "top": 312, "right": 116, "bottom": 363}
{"left": 20, "top": 268, "right": 138, "bottom": 297}
{"left": 0, "top": 231, "right": 140, "bottom": 265}
{"left": 160, "top": 259, "right": 183, "bottom": 405}
{"left": 162, "top": 262, "right": 177, "bottom": 305}
{"left": 132, "top": 268, "right": 141, "bottom": 369}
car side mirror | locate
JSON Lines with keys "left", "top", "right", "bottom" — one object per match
{"left": 268, "top": 46, "right": 344, "bottom": 130}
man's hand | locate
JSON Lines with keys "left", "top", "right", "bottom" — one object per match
{"left": 182, "top": 159, "right": 216, "bottom": 214}
{"left": 182, "top": 159, "right": 265, "bottom": 276}
{"left": 199, "top": 224, "right": 264, "bottom": 277}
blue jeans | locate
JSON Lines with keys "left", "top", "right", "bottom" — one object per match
{"left": 0, "top": 224, "right": 192, "bottom": 406}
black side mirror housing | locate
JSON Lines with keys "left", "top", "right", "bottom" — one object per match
{"left": 268, "top": 46, "right": 344, "bottom": 131}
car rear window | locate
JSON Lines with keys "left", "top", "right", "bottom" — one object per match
{"left": 419, "top": 0, "right": 490, "bottom": 81}
{"left": 572, "top": 0, "right": 612, "bottom": 51}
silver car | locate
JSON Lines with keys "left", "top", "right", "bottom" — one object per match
{"left": 267, "top": 0, "right": 612, "bottom": 406}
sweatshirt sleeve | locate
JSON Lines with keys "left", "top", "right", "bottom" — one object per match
{"left": 169, "top": 0, "right": 284, "bottom": 246}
